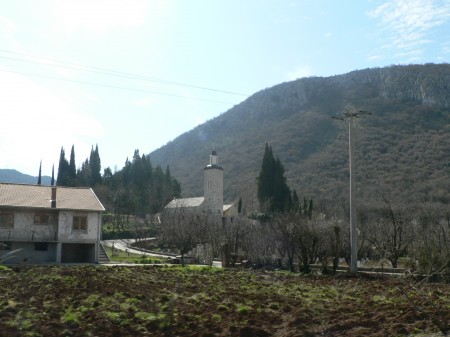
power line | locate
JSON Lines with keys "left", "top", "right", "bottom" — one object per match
{"left": 0, "top": 49, "right": 249, "bottom": 97}
{"left": 0, "top": 68, "right": 239, "bottom": 105}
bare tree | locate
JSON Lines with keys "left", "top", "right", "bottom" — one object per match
{"left": 161, "top": 207, "right": 211, "bottom": 266}
{"left": 269, "top": 211, "right": 325, "bottom": 273}
{"left": 220, "top": 215, "right": 253, "bottom": 266}
{"left": 330, "top": 221, "right": 342, "bottom": 273}
{"left": 270, "top": 213, "right": 299, "bottom": 271}
{"left": 245, "top": 220, "right": 277, "bottom": 268}
{"left": 366, "top": 198, "right": 415, "bottom": 268}
{"left": 295, "top": 215, "right": 323, "bottom": 273}
{"left": 414, "top": 204, "right": 450, "bottom": 279}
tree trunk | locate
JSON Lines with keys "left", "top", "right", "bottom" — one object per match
{"left": 390, "top": 256, "right": 398, "bottom": 268}
{"left": 287, "top": 254, "right": 295, "bottom": 272}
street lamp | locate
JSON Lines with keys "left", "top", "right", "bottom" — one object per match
{"left": 332, "top": 108, "right": 372, "bottom": 273}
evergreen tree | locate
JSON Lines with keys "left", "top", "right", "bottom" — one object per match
{"left": 57, "top": 147, "right": 70, "bottom": 186}
{"left": 257, "top": 143, "right": 291, "bottom": 213}
{"left": 77, "top": 159, "right": 91, "bottom": 186}
{"left": 51, "top": 164, "right": 55, "bottom": 186}
{"left": 130, "top": 151, "right": 152, "bottom": 214}
{"left": 171, "top": 178, "right": 181, "bottom": 199}
{"left": 165, "top": 165, "right": 171, "bottom": 185}
{"left": 69, "top": 145, "right": 76, "bottom": 181}
{"left": 304, "top": 198, "right": 313, "bottom": 219}
{"left": 75, "top": 147, "right": 182, "bottom": 216}
{"left": 257, "top": 143, "right": 276, "bottom": 208}
{"left": 271, "top": 158, "right": 292, "bottom": 212}
{"left": 152, "top": 165, "right": 166, "bottom": 213}
{"left": 165, "top": 165, "right": 181, "bottom": 200}
{"left": 103, "top": 167, "right": 113, "bottom": 185}
{"left": 37, "top": 160, "right": 42, "bottom": 185}
{"left": 238, "top": 197, "right": 243, "bottom": 214}
{"left": 89, "top": 145, "right": 102, "bottom": 186}
{"left": 292, "top": 189, "right": 300, "bottom": 211}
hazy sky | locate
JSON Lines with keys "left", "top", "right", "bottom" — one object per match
{"left": 1, "top": 0, "right": 449, "bottom": 177}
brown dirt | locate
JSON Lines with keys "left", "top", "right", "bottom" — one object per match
{"left": 0, "top": 265, "right": 448, "bottom": 336}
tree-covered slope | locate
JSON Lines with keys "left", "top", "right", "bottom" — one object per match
{"left": 149, "top": 64, "right": 450, "bottom": 206}
{"left": 0, "top": 169, "right": 52, "bottom": 186}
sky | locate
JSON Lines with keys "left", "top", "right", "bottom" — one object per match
{"left": 1, "top": 0, "right": 449, "bottom": 177}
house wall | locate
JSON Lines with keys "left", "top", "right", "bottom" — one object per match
{"left": 224, "top": 205, "right": 238, "bottom": 217}
{"left": 0, "top": 209, "right": 101, "bottom": 243}
{"left": 58, "top": 211, "right": 101, "bottom": 243}
{"left": 0, "top": 209, "right": 101, "bottom": 264}
{"left": 0, "top": 242, "right": 57, "bottom": 264}
{"left": 0, "top": 210, "right": 58, "bottom": 242}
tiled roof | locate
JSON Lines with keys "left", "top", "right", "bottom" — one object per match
{"left": 0, "top": 183, "right": 105, "bottom": 211}
{"left": 223, "top": 204, "right": 234, "bottom": 212}
{"left": 165, "top": 197, "right": 204, "bottom": 209}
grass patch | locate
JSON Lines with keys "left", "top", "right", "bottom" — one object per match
{"left": 236, "top": 304, "right": 252, "bottom": 315}
{"left": 103, "top": 245, "right": 168, "bottom": 264}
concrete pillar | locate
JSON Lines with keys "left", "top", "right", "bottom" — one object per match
{"left": 56, "top": 242, "right": 62, "bottom": 263}
{"left": 94, "top": 243, "right": 99, "bottom": 263}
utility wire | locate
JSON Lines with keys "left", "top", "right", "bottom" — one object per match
{"left": 0, "top": 68, "right": 238, "bottom": 105}
{"left": 0, "top": 49, "right": 249, "bottom": 97}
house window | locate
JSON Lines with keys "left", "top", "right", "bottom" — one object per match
{"left": 0, "top": 211, "right": 14, "bottom": 228}
{"left": 34, "top": 213, "right": 50, "bottom": 225}
{"left": 34, "top": 242, "right": 48, "bottom": 251}
{"left": 73, "top": 215, "right": 88, "bottom": 231}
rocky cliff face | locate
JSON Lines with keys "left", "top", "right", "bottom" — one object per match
{"left": 340, "top": 64, "right": 450, "bottom": 107}
{"left": 150, "top": 64, "right": 450, "bottom": 205}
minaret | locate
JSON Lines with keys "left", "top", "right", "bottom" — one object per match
{"left": 203, "top": 150, "right": 224, "bottom": 214}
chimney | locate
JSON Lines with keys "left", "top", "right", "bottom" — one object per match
{"left": 51, "top": 187, "right": 57, "bottom": 208}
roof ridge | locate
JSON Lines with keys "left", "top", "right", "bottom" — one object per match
{"left": 0, "top": 182, "right": 93, "bottom": 190}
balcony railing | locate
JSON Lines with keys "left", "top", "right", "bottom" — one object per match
{"left": 0, "top": 229, "right": 58, "bottom": 242}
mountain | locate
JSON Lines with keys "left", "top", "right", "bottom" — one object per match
{"left": 149, "top": 64, "right": 450, "bottom": 207}
{"left": 0, "top": 169, "right": 52, "bottom": 185}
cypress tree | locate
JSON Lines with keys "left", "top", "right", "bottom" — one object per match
{"left": 165, "top": 165, "right": 171, "bottom": 184}
{"left": 153, "top": 165, "right": 165, "bottom": 206}
{"left": 238, "top": 197, "right": 243, "bottom": 214}
{"left": 164, "top": 165, "right": 181, "bottom": 203}
{"left": 257, "top": 143, "right": 291, "bottom": 213}
{"left": 292, "top": 189, "right": 300, "bottom": 212}
{"left": 57, "top": 147, "right": 70, "bottom": 186}
{"left": 37, "top": 160, "right": 42, "bottom": 185}
{"left": 69, "top": 145, "right": 76, "bottom": 181}
{"left": 170, "top": 174, "right": 181, "bottom": 199}
{"left": 272, "top": 158, "right": 291, "bottom": 212}
{"left": 51, "top": 164, "right": 55, "bottom": 186}
{"left": 299, "top": 198, "right": 313, "bottom": 219}
{"left": 89, "top": 145, "right": 102, "bottom": 186}
{"left": 77, "top": 159, "right": 91, "bottom": 186}
{"left": 257, "top": 143, "right": 276, "bottom": 209}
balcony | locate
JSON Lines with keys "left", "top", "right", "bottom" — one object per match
{"left": 0, "top": 229, "right": 58, "bottom": 242}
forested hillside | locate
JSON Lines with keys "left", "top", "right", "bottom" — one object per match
{"left": 0, "top": 169, "right": 51, "bottom": 185}
{"left": 149, "top": 64, "right": 450, "bottom": 207}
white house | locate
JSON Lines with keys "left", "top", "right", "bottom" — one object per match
{"left": 0, "top": 183, "right": 104, "bottom": 264}
{"left": 165, "top": 150, "right": 237, "bottom": 216}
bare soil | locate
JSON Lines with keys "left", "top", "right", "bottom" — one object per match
{"left": 0, "top": 265, "right": 448, "bottom": 336}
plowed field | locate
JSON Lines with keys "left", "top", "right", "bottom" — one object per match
{"left": 0, "top": 265, "right": 448, "bottom": 336}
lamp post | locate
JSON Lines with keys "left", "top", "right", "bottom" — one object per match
{"left": 332, "top": 109, "right": 371, "bottom": 273}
